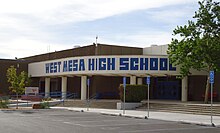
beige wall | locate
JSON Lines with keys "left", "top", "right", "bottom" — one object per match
{"left": 143, "top": 45, "right": 168, "bottom": 55}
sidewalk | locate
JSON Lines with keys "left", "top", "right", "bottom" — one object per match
{"left": 51, "top": 106, "right": 220, "bottom": 127}
{"left": 8, "top": 99, "right": 61, "bottom": 107}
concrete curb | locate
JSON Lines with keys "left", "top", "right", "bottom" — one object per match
{"left": 64, "top": 107, "right": 84, "bottom": 112}
{"left": 8, "top": 100, "right": 61, "bottom": 107}
{"left": 121, "top": 114, "right": 147, "bottom": 119}
{"left": 0, "top": 108, "right": 47, "bottom": 112}
{"left": 100, "top": 112, "right": 120, "bottom": 116}
{"left": 36, "top": 107, "right": 86, "bottom": 112}
{"left": 100, "top": 112, "right": 148, "bottom": 119}
{"left": 179, "top": 120, "right": 219, "bottom": 127}
{"left": 68, "top": 109, "right": 85, "bottom": 113}
{"left": 0, "top": 109, "right": 17, "bottom": 112}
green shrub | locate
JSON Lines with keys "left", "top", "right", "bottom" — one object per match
{"left": 0, "top": 101, "right": 8, "bottom": 108}
{"left": 0, "top": 96, "right": 9, "bottom": 108}
{"left": 40, "top": 100, "right": 50, "bottom": 109}
{"left": 119, "top": 84, "right": 148, "bottom": 102}
{"left": 42, "top": 97, "right": 52, "bottom": 101}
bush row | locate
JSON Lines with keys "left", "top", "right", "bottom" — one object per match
{"left": 119, "top": 84, "right": 148, "bottom": 102}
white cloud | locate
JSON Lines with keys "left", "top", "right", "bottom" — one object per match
{"left": 0, "top": 0, "right": 68, "bottom": 13}
{"left": 42, "top": 0, "right": 197, "bottom": 24}
{"left": 146, "top": 6, "right": 198, "bottom": 25}
{"left": 95, "top": 31, "right": 173, "bottom": 48}
{"left": 0, "top": 0, "right": 196, "bottom": 24}
{"left": 0, "top": 0, "right": 198, "bottom": 58}
{"left": 0, "top": 38, "right": 69, "bottom": 59}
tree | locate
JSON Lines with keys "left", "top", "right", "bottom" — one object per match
{"left": 6, "top": 66, "right": 31, "bottom": 109}
{"left": 167, "top": 0, "right": 220, "bottom": 103}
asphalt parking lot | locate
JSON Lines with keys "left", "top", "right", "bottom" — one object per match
{"left": 0, "top": 109, "right": 219, "bottom": 133}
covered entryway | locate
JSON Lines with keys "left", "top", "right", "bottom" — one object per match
{"left": 154, "top": 77, "right": 181, "bottom": 100}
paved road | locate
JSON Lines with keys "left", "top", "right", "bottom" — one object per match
{"left": 0, "top": 109, "right": 219, "bottom": 133}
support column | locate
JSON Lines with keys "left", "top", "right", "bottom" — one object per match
{"left": 61, "top": 77, "right": 67, "bottom": 99}
{"left": 130, "top": 76, "right": 136, "bottom": 85}
{"left": 81, "top": 76, "right": 87, "bottom": 100}
{"left": 181, "top": 76, "right": 188, "bottom": 102}
{"left": 137, "top": 78, "right": 143, "bottom": 85}
{"left": 45, "top": 78, "right": 50, "bottom": 98}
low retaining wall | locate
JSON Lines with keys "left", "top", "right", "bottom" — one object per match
{"left": 21, "top": 95, "right": 43, "bottom": 101}
{"left": 117, "top": 102, "right": 142, "bottom": 110}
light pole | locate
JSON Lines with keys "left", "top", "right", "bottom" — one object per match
{"left": 146, "top": 76, "right": 150, "bottom": 118}
{"left": 209, "top": 71, "right": 215, "bottom": 126}
{"left": 87, "top": 78, "right": 90, "bottom": 111}
{"left": 15, "top": 57, "right": 19, "bottom": 109}
{"left": 123, "top": 77, "right": 126, "bottom": 114}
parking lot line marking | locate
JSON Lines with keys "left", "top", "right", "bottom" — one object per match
{"left": 63, "top": 122, "right": 72, "bottom": 124}
{"left": 76, "top": 122, "right": 165, "bottom": 128}
{"left": 101, "top": 127, "right": 121, "bottom": 130}
{"left": 72, "top": 119, "right": 144, "bottom": 123}
{"left": 120, "top": 127, "right": 213, "bottom": 133}
{"left": 63, "top": 121, "right": 87, "bottom": 127}
{"left": 52, "top": 119, "right": 64, "bottom": 122}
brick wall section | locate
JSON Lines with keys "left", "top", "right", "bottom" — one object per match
{"left": 97, "top": 44, "right": 143, "bottom": 55}
{"left": 21, "top": 44, "right": 143, "bottom": 63}
{"left": 0, "top": 59, "right": 28, "bottom": 94}
{"left": 22, "top": 44, "right": 96, "bottom": 63}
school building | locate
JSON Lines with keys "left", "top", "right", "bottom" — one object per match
{"left": 0, "top": 43, "right": 219, "bottom": 102}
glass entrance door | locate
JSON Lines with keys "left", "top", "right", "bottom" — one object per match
{"left": 156, "top": 81, "right": 180, "bottom": 100}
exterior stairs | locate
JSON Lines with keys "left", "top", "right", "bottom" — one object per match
{"left": 57, "top": 99, "right": 220, "bottom": 116}
{"left": 137, "top": 102, "right": 220, "bottom": 116}
{"left": 57, "top": 99, "right": 120, "bottom": 109}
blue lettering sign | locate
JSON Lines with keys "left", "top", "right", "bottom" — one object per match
{"left": 63, "top": 61, "right": 68, "bottom": 72}
{"left": 130, "top": 58, "right": 139, "bottom": 70}
{"left": 79, "top": 59, "right": 85, "bottom": 71}
{"left": 50, "top": 63, "right": 54, "bottom": 73}
{"left": 150, "top": 58, "right": 158, "bottom": 70}
{"left": 54, "top": 62, "right": 57, "bottom": 73}
{"left": 169, "top": 63, "right": 176, "bottom": 71}
{"left": 57, "top": 62, "right": 61, "bottom": 72}
{"left": 68, "top": 60, "right": 73, "bottom": 71}
{"left": 99, "top": 58, "right": 106, "bottom": 70}
{"left": 45, "top": 63, "right": 49, "bottom": 73}
{"left": 88, "top": 59, "right": 95, "bottom": 70}
{"left": 46, "top": 62, "right": 61, "bottom": 73}
{"left": 73, "top": 60, "right": 78, "bottom": 71}
{"left": 44, "top": 57, "right": 176, "bottom": 74}
{"left": 140, "top": 58, "right": 148, "bottom": 70}
{"left": 160, "top": 58, "right": 168, "bottom": 71}
{"left": 107, "top": 58, "right": 115, "bottom": 70}
{"left": 96, "top": 58, "right": 98, "bottom": 70}
{"left": 120, "top": 58, "right": 129, "bottom": 70}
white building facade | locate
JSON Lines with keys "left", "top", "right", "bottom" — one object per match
{"left": 27, "top": 44, "right": 211, "bottom": 102}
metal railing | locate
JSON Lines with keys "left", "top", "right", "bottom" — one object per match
{"left": 90, "top": 92, "right": 118, "bottom": 99}
{"left": 38, "top": 91, "right": 79, "bottom": 99}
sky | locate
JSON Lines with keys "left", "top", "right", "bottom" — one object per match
{"left": 0, "top": 0, "right": 200, "bottom": 59}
